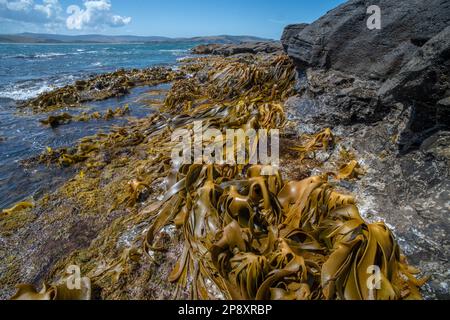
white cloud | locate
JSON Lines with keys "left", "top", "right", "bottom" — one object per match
{"left": 66, "top": 0, "right": 131, "bottom": 31}
{"left": 0, "top": 0, "right": 131, "bottom": 32}
{"left": 34, "top": 0, "right": 62, "bottom": 19}
{"left": 0, "top": 0, "right": 62, "bottom": 23}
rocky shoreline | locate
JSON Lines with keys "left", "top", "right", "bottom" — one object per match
{"left": 1, "top": 0, "right": 449, "bottom": 300}
{"left": 191, "top": 41, "right": 283, "bottom": 56}
{"left": 280, "top": 0, "right": 449, "bottom": 298}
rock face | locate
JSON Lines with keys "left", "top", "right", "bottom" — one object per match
{"left": 282, "top": 0, "right": 450, "bottom": 80}
{"left": 282, "top": 0, "right": 450, "bottom": 299}
{"left": 380, "top": 26, "right": 450, "bottom": 152}
{"left": 280, "top": 23, "right": 308, "bottom": 50}
{"left": 191, "top": 41, "right": 283, "bottom": 56}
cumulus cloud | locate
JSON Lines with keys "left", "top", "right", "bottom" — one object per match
{"left": 66, "top": 0, "right": 131, "bottom": 30}
{"left": 0, "top": 0, "right": 131, "bottom": 31}
{"left": 0, "top": 0, "right": 62, "bottom": 23}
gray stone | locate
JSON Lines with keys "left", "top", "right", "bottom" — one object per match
{"left": 282, "top": 0, "right": 450, "bottom": 300}
{"left": 378, "top": 27, "right": 450, "bottom": 152}
{"left": 191, "top": 41, "right": 283, "bottom": 56}
{"left": 280, "top": 23, "right": 308, "bottom": 50}
{"left": 282, "top": 0, "right": 450, "bottom": 80}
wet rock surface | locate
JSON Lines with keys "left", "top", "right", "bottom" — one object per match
{"left": 282, "top": 0, "right": 450, "bottom": 299}
{"left": 191, "top": 41, "right": 283, "bottom": 56}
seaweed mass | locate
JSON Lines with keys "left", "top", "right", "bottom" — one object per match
{"left": 2, "top": 49, "right": 427, "bottom": 300}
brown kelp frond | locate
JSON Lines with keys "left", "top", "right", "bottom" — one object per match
{"left": 21, "top": 67, "right": 184, "bottom": 113}
{"left": 291, "top": 128, "right": 335, "bottom": 162}
{"left": 146, "top": 162, "right": 424, "bottom": 300}
{"left": 11, "top": 277, "right": 91, "bottom": 300}
{"left": 205, "top": 55, "right": 295, "bottom": 102}
{"left": 39, "top": 105, "right": 131, "bottom": 128}
{"left": 1, "top": 201, "right": 34, "bottom": 218}
{"left": 161, "top": 54, "right": 296, "bottom": 116}
{"left": 40, "top": 113, "right": 73, "bottom": 127}
{"left": 163, "top": 78, "right": 205, "bottom": 113}
{"left": 10, "top": 54, "right": 425, "bottom": 300}
{"left": 334, "top": 160, "right": 365, "bottom": 181}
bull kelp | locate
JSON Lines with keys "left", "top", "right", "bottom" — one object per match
{"left": 21, "top": 67, "right": 183, "bottom": 113}
{"left": 7, "top": 53, "right": 426, "bottom": 300}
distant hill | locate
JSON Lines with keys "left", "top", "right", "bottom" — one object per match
{"left": 0, "top": 33, "right": 270, "bottom": 44}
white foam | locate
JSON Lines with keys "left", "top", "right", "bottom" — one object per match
{"left": 0, "top": 75, "right": 77, "bottom": 101}
{"left": 159, "top": 49, "right": 188, "bottom": 56}
{"left": 34, "top": 52, "right": 66, "bottom": 58}
{"left": 0, "top": 84, "right": 52, "bottom": 101}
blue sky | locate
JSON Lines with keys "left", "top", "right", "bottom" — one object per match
{"left": 0, "top": 0, "right": 347, "bottom": 38}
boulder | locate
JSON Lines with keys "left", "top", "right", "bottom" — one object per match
{"left": 191, "top": 41, "right": 283, "bottom": 56}
{"left": 191, "top": 44, "right": 221, "bottom": 55}
{"left": 282, "top": 0, "right": 450, "bottom": 80}
{"left": 282, "top": 0, "right": 450, "bottom": 149}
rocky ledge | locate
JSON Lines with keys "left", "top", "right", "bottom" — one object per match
{"left": 282, "top": 0, "right": 449, "bottom": 298}
{"left": 191, "top": 41, "right": 283, "bottom": 56}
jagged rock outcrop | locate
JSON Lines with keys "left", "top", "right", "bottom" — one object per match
{"left": 282, "top": 0, "right": 450, "bottom": 299}
{"left": 282, "top": 0, "right": 450, "bottom": 145}
{"left": 191, "top": 41, "right": 283, "bottom": 56}
{"left": 380, "top": 26, "right": 450, "bottom": 152}
{"left": 280, "top": 23, "right": 308, "bottom": 50}
{"left": 282, "top": 0, "right": 450, "bottom": 80}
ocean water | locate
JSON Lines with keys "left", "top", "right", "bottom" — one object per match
{"left": 0, "top": 43, "right": 194, "bottom": 101}
{"left": 0, "top": 43, "right": 196, "bottom": 210}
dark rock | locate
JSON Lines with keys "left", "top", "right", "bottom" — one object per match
{"left": 285, "top": 69, "right": 383, "bottom": 127}
{"left": 283, "top": 0, "right": 450, "bottom": 299}
{"left": 191, "top": 41, "right": 283, "bottom": 57}
{"left": 379, "top": 26, "right": 450, "bottom": 152}
{"left": 280, "top": 23, "right": 308, "bottom": 50}
{"left": 283, "top": 0, "right": 450, "bottom": 80}
{"left": 191, "top": 44, "right": 221, "bottom": 55}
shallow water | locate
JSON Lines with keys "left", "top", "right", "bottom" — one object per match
{"left": 0, "top": 84, "right": 170, "bottom": 210}
{"left": 0, "top": 42, "right": 192, "bottom": 210}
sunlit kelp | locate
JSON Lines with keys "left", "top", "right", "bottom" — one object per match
{"left": 21, "top": 67, "right": 184, "bottom": 113}
{"left": 142, "top": 165, "right": 424, "bottom": 300}
{"left": 334, "top": 160, "right": 365, "bottom": 181}
{"left": 39, "top": 105, "right": 131, "bottom": 128}
{"left": 1, "top": 201, "right": 34, "bottom": 218}
{"left": 10, "top": 53, "right": 425, "bottom": 300}
{"left": 291, "top": 128, "right": 335, "bottom": 162}
{"left": 11, "top": 276, "right": 91, "bottom": 300}
{"left": 163, "top": 54, "right": 296, "bottom": 114}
